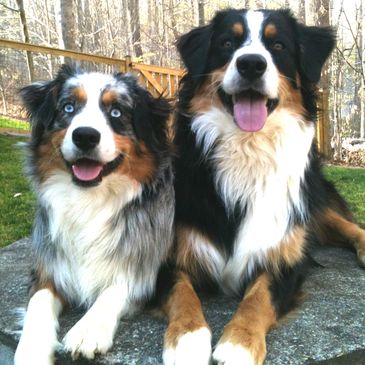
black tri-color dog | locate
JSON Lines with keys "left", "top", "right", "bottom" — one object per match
{"left": 162, "top": 9, "right": 365, "bottom": 365}
{"left": 14, "top": 66, "right": 174, "bottom": 365}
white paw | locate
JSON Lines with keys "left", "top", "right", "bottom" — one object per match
{"left": 163, "top": 327, "right": 212, "bottom": 365}
{"left": 63, "top": 317, "right": 115, "bottom": 359}
{"left": 14, "top": 335, "right": 58, "bottom": 365}
{"left": 213, "top": 342, "right": 255, "bottom": 365}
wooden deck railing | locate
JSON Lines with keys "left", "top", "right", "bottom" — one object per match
{"left": 0, "top": 38, "right": 184, "bottom": 99}
{"left": 0, "top": 38, "right": 328, "bottom": 155}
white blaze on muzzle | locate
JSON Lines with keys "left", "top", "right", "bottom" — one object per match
{"left": 222, "top": 10, "right": 280, "bottom": 132}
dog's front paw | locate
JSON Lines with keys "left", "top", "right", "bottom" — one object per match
{"left": 163, "top": 326, "right": 212, "bottom": 365}
{"left": 14, "top": 336, "right": 58, "bottom": 365}
{"left": 213, "top": 342, "right": 258, "bottom": 365}
{"left": 63, "top": 316, "right": 115, "bottom": 360}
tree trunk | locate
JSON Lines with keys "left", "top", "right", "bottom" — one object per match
{"left": 255, "top": 0, "right": 264, "bottom": 9}
{"left": 60, "top": 0, "right": 79, "bottom": 57}
{"left": 16, "top": 0, "right": 35, "bottom": 82}
{"left": 168, "top": 0, "right": 179, "bottom": 41}
{"left": 307, "top": 0, "right": 332, "bottom": 158}
{"left": 298, "top": 0, "right": 306, "bottom": 23}
{"left": 122, "top": 0, "right": 132, "bottom": 56}
{"left": 360, "top": 0, "right": 365, "bottom": 138}
{"left": 128, "top": 0, "right": 143, "bottom": 59}
{"left": 54, "top": 0, "right": 65, "bottom": 64}
{"left": 198, "top": 0, "right": 204, "bottom": 26}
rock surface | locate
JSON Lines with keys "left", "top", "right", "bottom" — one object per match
{"left": 1, "top": 238, "right": 364, "bottom": 364}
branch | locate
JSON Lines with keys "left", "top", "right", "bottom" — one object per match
{"left": 342, "top": 9, "right": 364, "bottom": 73}
{"left": 0, "top": 2, "right": 19, "bottom": 11}
{"left": 336, "top": 46, "right": 359, "bottom": 73}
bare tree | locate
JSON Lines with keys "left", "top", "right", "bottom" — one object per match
{"left": 360, "top": 0, "right": 364, "bottom": 138}
{"left": 307, "top": 0, "right": 332, "bottom": 157}
{"left": 198, "top": 0, "right": 204, "bottom": 26}
{"left": 298, "top": 0, "right": 306, "bottom": 23}
{"left": 128, "top": 0, "right": 143, "bottom": 58}
{"left": 60, "top": 0, "right": 79, "bottom": 53}
{"left": 16, "top": 0, "right": 35, "bottom": 82}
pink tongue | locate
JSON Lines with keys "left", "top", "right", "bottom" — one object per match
{"left": 72, "top": 161, "right": 103, "bottom": 182}
{"left": 233, "top": 94, "right": 267, "bottom": 132}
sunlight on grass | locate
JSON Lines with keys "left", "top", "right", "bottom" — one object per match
{"left": 0, "top": 135, "right": 35, "bottom": 247}
{"left": 324, "top": 166, "right": 365, "bottom": 225}
{"left": 0, "top": 116, "right": 31, "bottom": 131}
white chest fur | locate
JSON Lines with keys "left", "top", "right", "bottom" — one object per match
{"left": 191, "top": 107, "right": 314, "bottom": 292}
{"left": 38, "top": 171, "right": 142, "bottom": 306}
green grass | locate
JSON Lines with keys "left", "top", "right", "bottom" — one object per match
{"left": 0, "top": 116, "right": 31, "bottom": 131}
{"left": 324, "top": 165, "right": 365, "bottom": 225}
{"left": 0, "top": 135, "right": 35, "bottom": 247}
{"left": 0, "top": 134, "right": 364, "bottom": 248}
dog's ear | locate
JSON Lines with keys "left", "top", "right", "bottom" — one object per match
{"left": 20, "top": 65, "right": 75, "bottom": 132}
{"left": 20, "top": 81, "right": 56, "bottom": 122}
{"left": 177, "top": 24, "right": 213, "bottom": 77}
{"left": 298, "top": 24, "right": 335, "bottom": 84}
{"left": 133, "top": 86, "right": 171, "bottom": 153}
{"left": 19, "top": 80, "right": 59, "bottom": 139}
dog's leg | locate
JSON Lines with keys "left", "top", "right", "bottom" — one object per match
{"left": 323, "top": 208, "right": 365, "bottom": 268}
{"left": 63, "top": 283, "right": 129, "bottom": 360}
{"left": 212, "top": 273, "right": 276, "bottom": 365}
{"left": 163, "top": 272, "right": 212, "bottom": 365}
{"left": 14, "top": 287, "right": 63, "bottom": 365}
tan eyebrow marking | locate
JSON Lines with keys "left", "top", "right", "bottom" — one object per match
{"left": 232, "top": 22, "right": 244, "bottom": 36}
{"left": 264, "top": 23, "right": 277, "bottom": 38}
{"left": 101, "top": 90, "right": 119, "bottom": 105}
{"left": 71, "top": 87, "right": 87, "bottom": 104}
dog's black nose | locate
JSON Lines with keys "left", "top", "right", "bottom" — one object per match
{"left": 72, "top": 127, "right": 101, "bottom": 150}
{"left": 236, "top": 54, "right": 267, "bottom": 81}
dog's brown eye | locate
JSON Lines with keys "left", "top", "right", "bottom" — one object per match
{"left": 272, "top": 41, "right": 284, "bottom": 51}
{"left": 222, "top": 40, "right": 233, "bottom": 49}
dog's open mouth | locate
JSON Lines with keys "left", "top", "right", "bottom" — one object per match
{"left": 232, "top": 91, "right": 268, "bottom": 132}
{"left": 67, "top": 155, "right": 124, "bottom": 187}
{"left": 72, "top": 159, "right": 103, "bottom": 184}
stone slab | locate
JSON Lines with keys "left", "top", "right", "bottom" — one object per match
{"left": 0, "top": 238, "right": 364, "bottom": 364}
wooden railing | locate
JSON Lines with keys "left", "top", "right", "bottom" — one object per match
{"left": 1, "top": 38, "right": 328, "bottom": 155}
{"left": 0, "top": 38, "right": 184, "bottom": 99}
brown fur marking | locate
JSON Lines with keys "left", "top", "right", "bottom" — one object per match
{"left": 217, "top": 273, "right": 277, "bottom": 364}
{"left": 232, "top": 22, "right": 244, "bottom": 36}
{"left": 189, "top": 66, "right": 227, "bottom": 114}
{"left": 72, "top": 86, "right": 87, "bottom": 104}
{"left": 164, "top": 272, "right": 209, "bottom": 349}
{"left": 37, "top": 130, "right": 68, "bottom": 182}
{"left": 277, "top": 73, "right": 306, "bottom": 117}
{"left": 267, "top": 226, "right": 306, "bottom": 274}
{"left": 264, "top": 23, "right": 277, "bottom": 38}
{"left": 323, "top": 208, "right": 365, "bottom": 261}
{"left": 175, "top": 225, "right": 224, "bottom": 279}
{"left": 102, "top": 90, "right": 119, "bottom": 105}
{"left": 30, "top": 265, "right": 65, "bottom": 306}
{"left": 114, "top": 135, "right": 156, "bottom": 183}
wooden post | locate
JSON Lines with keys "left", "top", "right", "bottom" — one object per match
{"left": 125, "top": 55, "right": 132, "bottom": 73}
{"left": 316, "top": 89, "right": 331, "bottom": 158}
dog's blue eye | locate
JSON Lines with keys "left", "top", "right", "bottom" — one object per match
{"left": 110, "top": 108, "right": 121, "bottom": 118}
{"left": 64, "top": 103, "right": 74, "bottom": 113}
